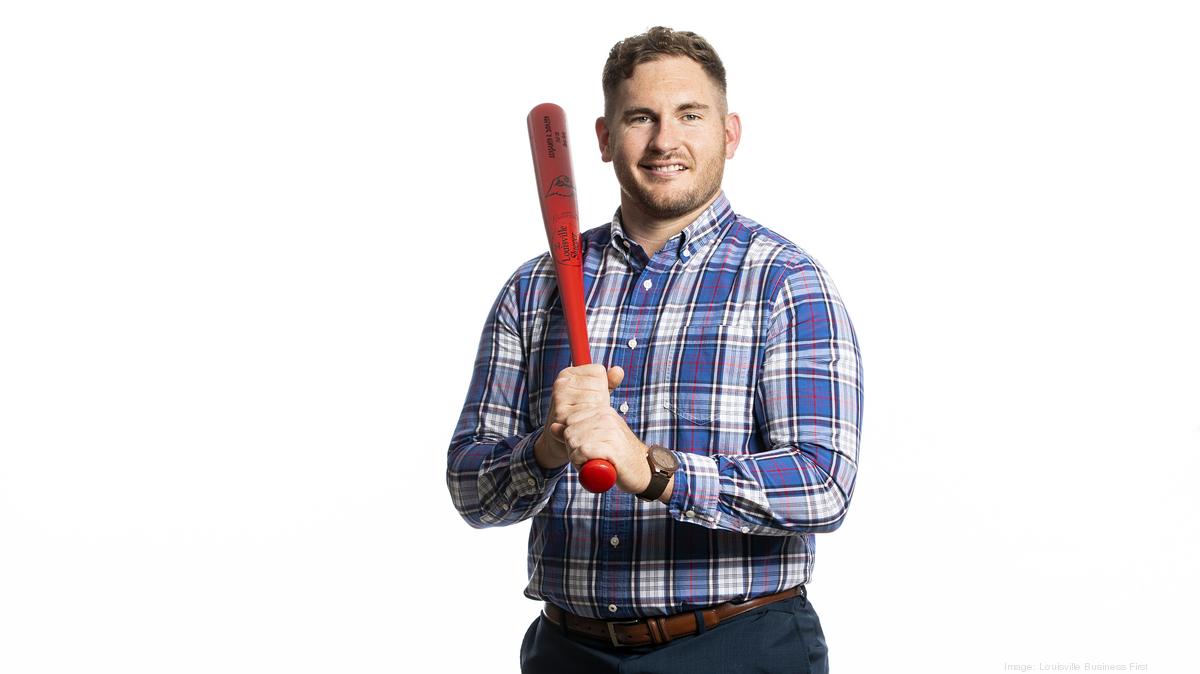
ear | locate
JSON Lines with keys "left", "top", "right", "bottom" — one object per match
{"left": 723, "top": 112, "right": 742, "bottom": 159}
{"left": 595, "top": 116, "right": 614, "bottom": 163}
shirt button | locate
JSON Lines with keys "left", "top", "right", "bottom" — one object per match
{"left": 682, "top": 249, "right": 691, "bottom": 257}
{"left": 619, "top": 402, "right": 629, "bottom": 414}
{"left": 685, "top": 510, "right": 696, "bottom": 518}
{"left": 741, "top": 526, "right": 750, "bottom": 534}
{"left": 642, "top": 279, "right": 653, "bottom": 290}
{"left": 610, "top": 536, "right": 620, "bottom": 547}
{"left": 627, "top": 338, "right": 638, "bottom": 349}
{"left": 608, "top": 604, "right": 618, "bottom": 613}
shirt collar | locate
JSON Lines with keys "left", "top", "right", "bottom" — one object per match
{"left": 608, "top": 191, "right": 734, "bottom": 263}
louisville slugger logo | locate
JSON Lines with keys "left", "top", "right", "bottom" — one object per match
{"left": 544, "top": 175, "right": 575, "bottom": 199}
{"left": 551, "top": 215, "right": 581, "bottom": 266}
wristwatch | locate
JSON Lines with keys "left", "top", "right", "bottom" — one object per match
{"left": 636, "top": 445, "right": 680, "bottom": 502}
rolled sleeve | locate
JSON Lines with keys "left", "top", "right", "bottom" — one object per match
{"left": 509, "top": 427, "right": 570, "bottom": 496}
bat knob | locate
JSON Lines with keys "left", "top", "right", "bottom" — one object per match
{"left": 579, "top": 459, "right": 617, "bottom": 493}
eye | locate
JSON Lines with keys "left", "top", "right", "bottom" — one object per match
{"left": 630, "top": 115, "right": 651, "bottom": 124}
{"left": 683, "top": 113, "right": 701, "bottom": 121}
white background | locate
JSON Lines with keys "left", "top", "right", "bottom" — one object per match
{"left": 2, "top": 1, "right": 1198, "bottom": 672}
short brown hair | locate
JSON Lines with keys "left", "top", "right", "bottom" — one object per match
{"left": 602, "top": 26, "right": 727, "bottom": 120}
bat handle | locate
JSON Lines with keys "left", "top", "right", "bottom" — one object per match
{"left": 568, "top": 347, "right": 618, "bottom": 494}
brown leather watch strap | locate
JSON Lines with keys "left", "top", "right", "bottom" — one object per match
{"left": 541, "top": 585, "right": 805, "bottom": 648}
{"left": 635, "top": 468, "right": 670, "bottom": 501}
{"left": 636, "top": 445, "right": 677, "bottom": 502}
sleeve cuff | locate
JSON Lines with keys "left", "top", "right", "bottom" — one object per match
{"left": 508, "top": 427, "right": 568, "bottom": 497}
{"left": 667, "top": 451, "right": 723, "bottom": 528}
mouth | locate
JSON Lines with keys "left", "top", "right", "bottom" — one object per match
{"left": 639, "top": 162, "right": 688, "bottom": 177}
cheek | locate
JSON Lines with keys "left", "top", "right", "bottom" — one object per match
{"left": 618, "top": 131, "right": 650, "bottom": 156}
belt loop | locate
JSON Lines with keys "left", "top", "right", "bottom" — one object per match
{"left": 799, "top": 584, "right": 808, "bottom": 606}
{"left": 547, "top": 605, "right": 569, "bottom": 637}
{"left": 693, "top": 610, "right": 706, "bottom": 636}
{"left": 657, "top": 617, "right": 673, "bottom": 644}
{"left": 646, "top": 617, "right": 666, "bottom": 645}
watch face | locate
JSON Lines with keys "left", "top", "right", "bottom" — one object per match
{"left": 648, "top": 445, "right": 680, "bottom": 472}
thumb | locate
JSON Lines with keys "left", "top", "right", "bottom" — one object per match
{"left": 607, "top": 365, "right": 625, "bottom": 391}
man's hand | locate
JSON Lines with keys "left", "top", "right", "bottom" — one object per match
{"left": 561, "top": 404, "right": 652, "bottom": 495}
{"left": 547, "top": 365, "right": 653, "bottom": 495}
{"left": 533, "top": 364, "right": 622, "bottom": 471}
{"left": 534, "top": 364, "right": 659, "bottom": 496}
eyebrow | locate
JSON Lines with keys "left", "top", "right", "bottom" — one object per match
{"left": 621, "top": 102, "right": 711, "bottom": 117}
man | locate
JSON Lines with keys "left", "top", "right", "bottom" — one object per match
{"left": 448, "top": 26, "right": 862, "bottom": 673}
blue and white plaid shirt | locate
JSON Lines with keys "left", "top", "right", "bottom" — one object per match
{"left": 448, "top": 192, "right": 863, "bottom": 619}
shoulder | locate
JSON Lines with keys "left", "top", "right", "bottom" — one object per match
{"left": 727, "top": 214, "right": 835, "bottom": 298}
{"left": 506, "top": 222, "right": 609, "bottom": 281}
{"left": 729, "top": 216, "right": 857, "bottom": 346}
{"left": 497, "top": 221, "right": 611, "bottom": 307}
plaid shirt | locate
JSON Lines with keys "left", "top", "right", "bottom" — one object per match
{"left": 448, "top": 192, "right": 863, "bottom": 619}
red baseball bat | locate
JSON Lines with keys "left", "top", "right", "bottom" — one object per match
{"left": 526, "top": 102, "right": 617, "bottom": 494}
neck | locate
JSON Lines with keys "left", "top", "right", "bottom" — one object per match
{"left": 619, "top": 191, "right": 722, "bottom": 256}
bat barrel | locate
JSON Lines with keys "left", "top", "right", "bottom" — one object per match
{"left": 527, "top": 102, "right": 616, "bottom": 494}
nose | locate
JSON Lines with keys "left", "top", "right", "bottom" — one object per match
{"left": 649, "top": 118, "right": 681, "bottom": 154}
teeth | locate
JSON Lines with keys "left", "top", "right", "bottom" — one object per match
{"left": 648, "top": 164, "right": 685, "bottom": 172}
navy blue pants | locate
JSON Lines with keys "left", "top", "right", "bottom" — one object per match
{"left": 520, "top": 593, "right": 829, "bottom": 673}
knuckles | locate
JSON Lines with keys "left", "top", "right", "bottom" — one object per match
{"left": 554, "top": 364, "right": 608, "bottom": 390}
{"left": 565, "top": 405, "right": 611, "bottom": 427}
{"left": 562, "top": 411, "right": 625, "bottom": 452}
{"left": 575, "top": 364, "right": 607, "bottom": 378}
{"left": 550, "top": 375, "right": 610, "bottom": 414}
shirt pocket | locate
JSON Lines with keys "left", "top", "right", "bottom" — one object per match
{"left": 656, "top": 323, "right": 760, "bottom": 450}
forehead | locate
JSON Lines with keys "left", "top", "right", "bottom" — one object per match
{"left": 614, "top": 56, "right": 722, "bottom": 109}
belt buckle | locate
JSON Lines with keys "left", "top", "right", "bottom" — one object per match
{"left": 605, "top": 619, "right": 640, "bottom": 648}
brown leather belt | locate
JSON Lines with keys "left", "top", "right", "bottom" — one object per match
{"left": 541, "top": 585, "right": 805, "bottom": 648}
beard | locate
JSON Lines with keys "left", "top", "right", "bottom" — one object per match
{"left": 613, "top": 150, "right": 726, "bottom": 221}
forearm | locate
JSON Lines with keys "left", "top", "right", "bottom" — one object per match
{"left": 533, "top": 429, "right": 568, "bottom": 471}
{"left": 665, "top": 443, "right": 855, "bottom": 535}
{"left": 447, "top": 427, "right": 566, "bottom": 528}
{"left": 448, "top": 270, "right": 568, "bottom": 528}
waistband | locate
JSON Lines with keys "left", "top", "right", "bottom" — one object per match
{"left": 541, "top": 585, "right": 806, "bottom": 648}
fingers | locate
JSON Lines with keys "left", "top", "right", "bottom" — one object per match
{"left": 550, "top": 366, "right": 609, "bottom": 408}
{"left": 561, "top": 408, "right": 622, "bottom": 459}
{"left": 556, "top": 363, "right": 609, "bottom": 391}
{"left": 545, "top": 363, "right": 627, "bottom": 463}
{"left": 546, "top": 398, "right": 607, "bottom": 437}
{"left": 549, "top": 407, "right": 607, "bottom": 443}
{"left": 546, "top": 364, "right": 613, "bottom": 432}
{"left": 563, "top": 405, "right": 606, "bottom": 428}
